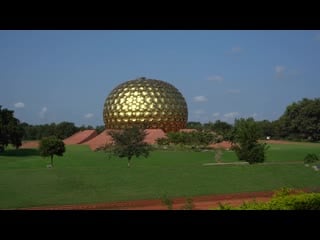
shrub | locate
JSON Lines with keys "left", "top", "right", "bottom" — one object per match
{"left": 272, "top": 187, "right": 303, "bottom": 198}
{"left": 213, "top": 190, "right": 320, "bottom": 210}
{"left": 231, "top": 118, "right": 269, "bottom": 164}
{"left": 214, "top": 148, "right": 223, "bottom": 163}
{"left": 232, "top": 143, "right": 269, "bottom": 164}
{"left": 180, "top": 197, "right": 195, "bottom": 210}
{"left": 267, "top": 193, "right": 320, "bottom": 210}
{"left": 156, "top": 137, "right": 170, "bottom": 146}
{"left": 304, "top": 153, "right": 319, "bottom": 164}
{"left": 161, "top": 193, "right": 173, "bottom": 210}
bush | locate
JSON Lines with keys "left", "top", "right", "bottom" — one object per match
{"left": 214, "top": 149, "right": 223, "bottom": 163}
{"left": 304, "top": 153, "right": 319, "bottom": 164}
{"left": 231, "top": 118, "right": 269, "bottom": 164}
{"left": 180, "top": 197, "right": 195, "bottom": 210}
{"left": 216, "top": 202, "right": 233, "bottom": 210}
{"left": 156, "top": 137, "right": 170, "bottom": 146}
{"left": 267, "top": 193, "right": 320, "bottom": 210}
{"left": 214, "top": 190, "right": 320, "bottom": 210}
{"left": 232, "top": 143, "right": 268, "bottom": 164}
{"left": 272, "top": 187, "right": 302, "bottom": 198}
{"left": 247, "top": 144, "right": 268, "bottom": 164}
{"left": 161, "top": 193, "right": 173, "bottom": 210}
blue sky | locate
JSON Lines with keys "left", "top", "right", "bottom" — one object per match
{"left": 1, "top": 30, "right": 320, "bottom": 126}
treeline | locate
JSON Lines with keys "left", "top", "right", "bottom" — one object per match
{"left": 21, "top": 122, "right": 105, "bottom": 140}
{"left": 3, "top": 97, "right": 320, "bottom": 144}
{"left": 187, "top": 120, "right": 275, "bottom": 140}
{"left": 157, "top": 131, "right": 220, "bottom": 148}
{"left": 187, "top": 98, "right": 320, "bottom": 142}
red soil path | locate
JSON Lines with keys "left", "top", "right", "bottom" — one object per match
{"left": 22, "top": 191, "right": 274, "bottom": 210}
{"left": 209, "top": 141, "right": 233, "bottom": 150}
{"left": 19, "top": 134, "right": 314, "bottom": 210}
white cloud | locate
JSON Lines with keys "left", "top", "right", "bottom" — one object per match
{"left": 227, "top": 89, "right": 240, "bottom": 94}
{"left": 212, "top": 112, "right": 220, "bottom": 117}
{"left": 230, "top": 46, "right": 243, "bottom": 54}
{"left": 194, "top": 109, "right": 205, "bottom": 115}
{"left": 275, "top": 65, "right": 285, "bottom": 78}
{"left": 193, "top": 96, "right": 207, "bottom": 102}
{"left": 39, "top": 107, "right": 47, "bottom": 118}
{"left": 14, "top": 102, "right": 25, "bottom": 108}
{"left": 84, "top": 113, "right": 94, "bottom": 119}
{"left": 208, "top": 75, "right": 224, "bottom": 82}
{"left": 224, "top": 112, "right": 239, "bottom": 119}
{"left": 275, "top": 65, "right": 285, "bottom": 74}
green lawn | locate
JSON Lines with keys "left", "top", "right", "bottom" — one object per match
{"left": 0, "top": 143, "right": 320, "bottom": 209}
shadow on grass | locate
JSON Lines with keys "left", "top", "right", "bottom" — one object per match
{"left": 0, "top": 148, "right": 40, "bottom": 157}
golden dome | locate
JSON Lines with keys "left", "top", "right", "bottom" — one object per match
{"left": 103, "top": 77, "right": 188, "bottom": 132}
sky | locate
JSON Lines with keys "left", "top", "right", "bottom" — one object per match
{"left": 1, "top": 30, "right": 320, "bottom": 127}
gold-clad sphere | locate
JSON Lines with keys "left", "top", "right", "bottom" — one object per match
{"left": 103, "top": 77, "right": 188, "bottom": 132}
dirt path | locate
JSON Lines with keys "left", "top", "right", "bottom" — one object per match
{"left": 22, "top": 191, "right": 275, "bottom": 210}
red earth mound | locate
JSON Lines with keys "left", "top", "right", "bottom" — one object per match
{"left": 63, "top": 130, "right": 97, "bottom": 145}
{"left": 144, "top": 129, "right": 166, "bottom": 144}
{"left": 82, "top": 130, "right": 114, "bottom": 151}
{"left": 21, "top": 140, "right": 39, "bottom": 149}
{"left": 83, "top": 129, "right": 167, "bottom": 150}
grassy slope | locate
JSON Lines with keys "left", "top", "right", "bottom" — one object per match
{"left": 0, "top": 143, "right": 320, "bottom": 209}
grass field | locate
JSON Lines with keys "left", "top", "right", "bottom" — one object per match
{"left": 0, "top": 142, "right": 320, "bottom": 209}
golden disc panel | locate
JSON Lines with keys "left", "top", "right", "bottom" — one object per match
{"left": 103, "top": 77, "right": 188, "bottom": 132}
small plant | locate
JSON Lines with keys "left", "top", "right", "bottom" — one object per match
{"left": 161, "top": 193, "right": 173, "bottom": 210}
{"left": 304, "top": 153, "right": 319, "bottom": 164}
{"left": 273, "top": 187, "right": 303, "bottom": 198}
{"left": 180, "top": 197, "right": 195, "bottom": 210}
{"left": 156, "top": 137, "right": 170, "bottom": 146}
{"left": 214, "top": 148, "right": 223, "bottom": 163}
{"left": 216, "top": 202, "right": 233, "bottom": 210}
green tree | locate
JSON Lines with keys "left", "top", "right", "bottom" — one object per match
{"left": 95, "top": 125, "right": 105, "bottom": 134}
{"left": 212, "top": 120, "right": 233, "bottom": 140}
{"left": 0, "top": 106, "right": 24, "bottom": 152}
{"left": 55, "top": 121, "right": 78, "bottom": 139}
{"left": 186, "top": 121, "right": 203, "bottom": 130}
{"left": 39, "top": 136, "right": 66, "bottom": 167}
{"left": 231, "top": 118, "right": 268, "bottom": 164}
{"left": 108, "top": 127, "right": 151, "bottom": 168}
{"left": 256, "top": 120, "right": 274, "bottom": 139}
{"left": 277, "top": 98, "right": 320, "bottom": 142}
{"left": 9, "top": 123, "right": 24, "bottom": 149}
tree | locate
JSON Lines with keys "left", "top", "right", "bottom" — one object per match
{"left": 55, "top": 121, "right": 78, "bottom": 139}
{"left": 0, "top": 106, "right": 24, "bottom": 152}
{"left": 186, "top": 121, "right": 203, "bottom": 130}
{"left": 39, "top": 136, "right": 66, "bottom": 167}
{"left": 231, "top": 118, "right": 268, "bottom": 164}
{"left": 277, "top": 98, "right": 320, "bottom": 141}
{"left": 108, "top": 127, "right": 151, "bottom": 168}
{"left": 256, "top": 120, "right": 275, "bottom": 139}
{"left": 9, "top": 123, "right": 24, "bottom": 149}
{"left": 95, "top": 125, "right": 105, "bottom": 134}
{"left": 212, "top": 120, "right": 233, "bottom": 140}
